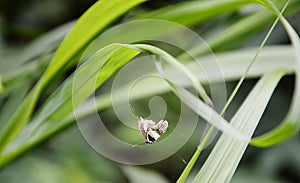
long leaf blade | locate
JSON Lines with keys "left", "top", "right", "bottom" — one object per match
{"left": 0, "top": 0, "right": 145, "bottom": 154}
{"left": 250, "top": 0, "right": 300, "bottom": 147}
{"left": 193, "top": 69, "right": 287, "bottom": 182}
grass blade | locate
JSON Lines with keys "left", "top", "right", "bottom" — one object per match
{"left": 0, "top": 22, "right": 73, "bottom": 73}
{"left": 137, "top": 0, "right": 252, "bottom": 26}
{"left": 0, "top": 43, "right": 140, "bottom": 167}
{"left": 0, "top": 43, "right": 242, "bottom": 167}
{"left": 193, "top": 69, "right": 287, "bottom": 182}
{"left": 250, "top": 0, "right": 300, "bottom": 147}
{"left": 0, "top": 82, "right": 30, "bottom": 129}
{"left": 0, "top": 0, "right": 145, "bottom": 154}
{"left": 180, "top": 0, "right": 300, "bottom": 57}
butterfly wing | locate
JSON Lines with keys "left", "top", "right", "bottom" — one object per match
{"left": 154, "top": 120, "right": 168, "bottom": 135}
{"left": 138, "top": 117, "right": 155, "bottom": 139}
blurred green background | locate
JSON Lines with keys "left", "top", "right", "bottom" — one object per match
{"left": 0, "top": 0, "right": 300, "bottom": 182}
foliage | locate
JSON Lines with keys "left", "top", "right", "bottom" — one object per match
{"left": 0, "top": 0, "right": 300, "bottom": 182}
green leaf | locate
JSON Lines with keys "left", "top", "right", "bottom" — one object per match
{"left": 0, "top": 43, "right": 240, "bottom": 167}
{"left": 177, "top": 1, "right": 291, "bottom": 180}
{"left": 0, "top": 0, "right": 145, "bottom": 154}
{"left": 0, "top": 22, "right": 73, "bottom": 74}
{"left": 40, "top": 0, "right": 145, "bottom": 89}
{"left": 137, "top": 0, "right": 252, "bottom": 26}
{"left": 193, "top": 69, "right": 287, "bottom": 182}
{"left": 179, "top": 0, "right": 300, "bottom": 57}
{"left": 120, "top": 166, "right": 168, "bottom": 183}
{"left": 6, "top": 0, "right": 299, "bottom": 89}
{"left": 0, "top": 82, "right": 30, "bottom": 129}
{"left": 70, "top": 45, "right": 296, "bottom": 128}
{"left": 250, "top": 0, "right": 300, "bottom": 147}
{"left": 0, "top": 43, "right": 140, "bottom": 167}
{"left": 0, "top": 76, "right": 3, "bottom": 94}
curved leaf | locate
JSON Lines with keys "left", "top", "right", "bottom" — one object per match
{"left": 0, "top": 43, "right": 241, "bottom": 167}
{"left": 194, "top": 69, "right": 287, "bottom": 182}
{"left": 0, "top": 43, "right": 140, "bottom": 167}
{"left": 250, "top": 0, "right": 300, "bottom": 147}
{"left": 0, "top": 0, "right": 145, "bottom": 154}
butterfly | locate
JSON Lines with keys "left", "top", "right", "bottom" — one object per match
{"left": 138, "top": 117, "right": 168, "bottom": 144}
